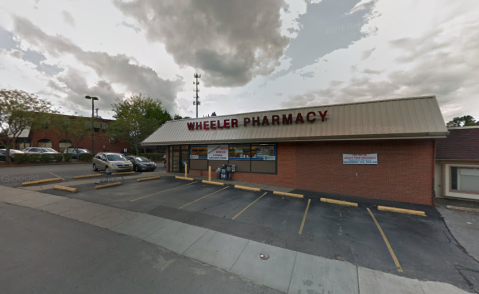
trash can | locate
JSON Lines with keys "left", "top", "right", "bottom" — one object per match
{"left": 216, "top": 167, "right": 221, "bottom": 179}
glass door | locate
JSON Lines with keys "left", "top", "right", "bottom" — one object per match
{"left": 172, "top": 150, "right": 180, "bottom": 172}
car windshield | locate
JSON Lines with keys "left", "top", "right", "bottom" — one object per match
{"left": 44, "top": 148, "right": 56, "bottom": 152}
{"left": 107, "top": 154, "right": 126, "bottom": 161}
{"left": 136, "top": 157, "right": 150, "bottom": 162}
{"left": 78, "top": 149, "right": 89, "bottom": 153}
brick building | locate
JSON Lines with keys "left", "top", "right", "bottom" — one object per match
{"left": 435, "top": 126, "right": 479, "bottom": 201}
{"left": 15, "top": 114, "right": 128, "bottom": 153}
{"left": 142, "top": 96, "right": 448, "bottom": 205}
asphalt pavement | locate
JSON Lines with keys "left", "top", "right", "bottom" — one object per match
{"left": 0, "top": 164, "right": 478, "bottom": 293}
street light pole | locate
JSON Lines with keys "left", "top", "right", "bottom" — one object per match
{"left": 85, "top": 96, "right": 99, "bottom": 153}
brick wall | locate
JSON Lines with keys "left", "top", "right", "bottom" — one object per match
{"left": 436, "top": 128, "right": 479, "bottom": 160}
{"left": 190, "top": 140, "right": 435, "bottom": 205}
{"left": 28, "top": 125, "right": 128, "bottom": 153}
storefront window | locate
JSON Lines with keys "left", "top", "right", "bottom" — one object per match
{"left": 190, "top": 145, "right": 207, "bottom": 159}
{"left": 251, "top": 145, "right": 276, "bottom": 160}
{"left": 450, "top": 166, "right": 479, "bottom": 193}
{"left": 229, "top": 145, "right": 251, "bottom": 159}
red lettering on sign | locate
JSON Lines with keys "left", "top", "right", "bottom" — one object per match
{"left": 252, "top": 117, "right": 260, "bottom": 126}
{"left": 204, "top": 121, "right": 209, "bottom": 130}
{"left": 224, "top": 119, "right": 230, "bottom": 129}
{"left": 282, "top": 114, "right": 293, "bottom": 124}
{"left": 272, "top": 115, "right": 280, "bottom": 125}
{"left": 319, "top": 110, "right": 327, "bottom": 121}
{"left": 232, "top": 119, "right": 238, "bottom": 128}
{"left": 262, "top": 116, "right": 270, "bottom": 126}
{"left": 217, "top": 120, "right": 223, "bottom": 129}
{"left": 295, "top": 113, "right": 304, "bottom": 124}
{"left": 187, "top": 122, "right": 195, "bottom": 130}
{"left": 196, "top": 122, "right": 202, "bottom": 130}
{"left": 211, "top": 120, "right": 216, "bottom": 129}
{"left": 306, "top": 112, "right": 316, "bottom": 123}
{"left": 244, "top": 118, "right": 250, "bottom": 127}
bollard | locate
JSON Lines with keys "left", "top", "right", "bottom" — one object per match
{"left": 185, "top": 163, "right": 187, "bottom": 178}
{"left": 208, "top": 166, "right": 211, "bottom": 181}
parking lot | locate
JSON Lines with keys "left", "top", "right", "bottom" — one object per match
{"left": 1, "top": 164, "right": 478, "bottom": 291}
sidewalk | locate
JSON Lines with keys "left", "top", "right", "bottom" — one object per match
{"left": 0, "top": 185, "right": 472, "bottom": 294}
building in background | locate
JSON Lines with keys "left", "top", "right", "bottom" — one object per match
{"left": 435, "top": 126, "right": 479, "bottom": 201}
{"left": 14, "top": 114, "right": 128, "bottom": 153}
{"left": 142, "top": 96, "right": 448, "bottom": 205}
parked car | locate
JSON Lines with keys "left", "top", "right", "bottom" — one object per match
{"left": 0, "top": 149, "right": 24, "bottom": 161}
{"left": 92, "top": 152, "right": 133, "bottom": 173}
{"left": 64, "top": 147, "right": 90, "bottom": 159}
{"left": 23, "top": 147, "right": 60, "bottom": 154}
{"left": 126, "top": 155, "right": 157, "bottom": 172}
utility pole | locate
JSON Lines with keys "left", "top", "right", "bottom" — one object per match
{"left": 193, "top": 73, "right": 201, "bottom": 118}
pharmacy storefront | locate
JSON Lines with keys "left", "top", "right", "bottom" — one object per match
{"left": 143, "top": 96, "right": 448, "bottom": 205}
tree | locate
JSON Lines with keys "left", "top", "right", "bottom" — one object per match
{"left": 173, "top": 114, "right": 182, "bottom": 120}
{"left": 46, "top": 114, "right": 91, "bottom": 152}
{"left": 109, "top": 94, "right": 171, "bottom": 155}
{"left": 447, "top": 115, "right": 478, "bottom": 127}
{"left": 0, "top": 89, "right": 54, "bottom": 163}
{"left": 211, "top": 112, "right": 217, "bottom": 116}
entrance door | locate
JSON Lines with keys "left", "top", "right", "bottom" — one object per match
{"left": 169, "top": 145, "right": 189, "bottom": 173}
{"left": 171, "top": 149, "right": 180, "bottom": 172}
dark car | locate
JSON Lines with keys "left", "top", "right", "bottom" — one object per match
{"left": 126, "top": 156, "right": 157, "bottom": 172}
{"left": 64, "top": 147, "right": 91, "bottom": 159}
{"left": 0, "top": 149, "right": 24, "bottom": 161}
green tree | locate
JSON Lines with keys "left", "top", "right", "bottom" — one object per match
{"left": 0, "top": 89, "right": 55, "bottom": 163}
{"left": 109, "top": 94, "right": 171, "bottom": 155}
{"left": 46, "top": 114, "right": 91, "bottom": 153}
{"left": 447, "top": 115, "right": 478, "bottom": 127}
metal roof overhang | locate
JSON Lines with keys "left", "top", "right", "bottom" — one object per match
{"left": 141, "top": 132, "right": 447, "bottom": 146}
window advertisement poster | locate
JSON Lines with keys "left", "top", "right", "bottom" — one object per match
{"left": 207, "top": 145, "right": 229, "bottom": 160}
{"left": 343, "top": 154, "right": 378, "bottom": 165}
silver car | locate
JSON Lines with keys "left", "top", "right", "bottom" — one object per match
{"left": 23, "top": 147, "right": 60, "bottom": 154}
{"left": 92, "top": 152, "right": 133, "bottom": 173}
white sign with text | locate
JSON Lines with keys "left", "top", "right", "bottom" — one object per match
{"left": 207, "top": 145, "right": 228, "bottom": 160}
{"left": 343, "top": 153, "right": 378, "bottom": 165}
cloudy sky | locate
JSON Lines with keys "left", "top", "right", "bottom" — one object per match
{"left": 0, "top": 0, "right": 478, "bottom": 122}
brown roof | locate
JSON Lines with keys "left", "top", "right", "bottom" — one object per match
{"left": 436, "top": 126, "right": 479, "bottom": 160}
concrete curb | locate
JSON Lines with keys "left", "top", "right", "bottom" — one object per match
{"left": 446, "top": 205, "right": 479, "bottom": 214}
{"left": 137, "top": 176, "right": 161, "bottom": 182}
{"left": 21, "top": 177, "right": 63, "bottom": 186}
{"left": 53, "top": 185, "right": 78, "bottom": 193}
{"left": 378, "top": 205, "right": 426, "bottom": 216}
{"left": 175, "top": 176, "right": 195, "bottom": 181}
{"left": 202, "top": 180, "right": 225, "bottom": 186}
{"left": 95, "top": 182, "right": 123, "bottom": 190}
{"left": 234, "top": 185, "right": 261, "bottom": 192}
{"left": 321, "top": 198, "right": 358, "bottom": 207}
{"left": 273, "top": 191, "right": 304, "bottom": 199}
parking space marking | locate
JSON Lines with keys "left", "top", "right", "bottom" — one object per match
{"left": 367, "top": 207, "right": 404, "bottom": 273}
{"left": 130, "top": 181, "right": 198, "bottom": 202}
{"left": 232, "top": 192, "right": 268, "bottom": 220}
{"left": 49, "top": 172, "right": 64, "bottom": 180}
{"left": 179, "top": 186, "right": 230, "bottom": 209}
{"left": 298, "top": 198, "right": 311, "bottom": 235}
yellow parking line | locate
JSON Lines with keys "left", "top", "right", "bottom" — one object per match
{"left": 367, "top": 208, "right": 404, "bottom": 273}
{"left": 232, "top": 192, "right": 268, "bottom": 220}
{"left": 179, "top": 186, "right": 230, "bottom": 209}
{"left": 298, "top": 198, "right": 311, "bottom": 235}
{"left": 130, "top": 181, "right": 197, "bottom": 202}
{"left": 49, "top": 172, "right": 64, "bottom": 180}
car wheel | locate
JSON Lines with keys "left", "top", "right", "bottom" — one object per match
{"left": 92, "top": 163, "right": 98, "bottom": 171}
{"left": 105, "top": 166, "right": 111, "bottom": 173}
{"left": 134, "top": 165, "right": 139, "bottom": 172}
